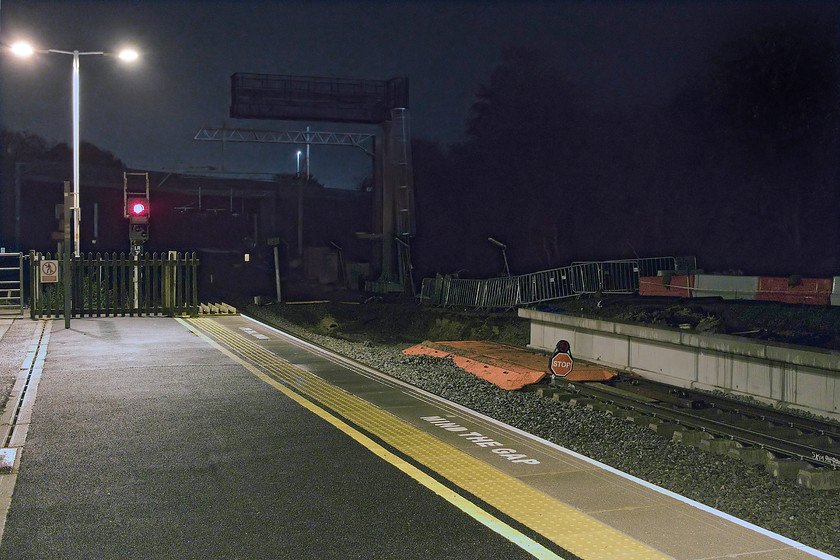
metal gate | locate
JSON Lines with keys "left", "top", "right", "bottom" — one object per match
{"left": 29, "top": 251, "right": 199, "bottom": 319}
{"left": 0, "top": 252, "right": 24, "bottom": 315}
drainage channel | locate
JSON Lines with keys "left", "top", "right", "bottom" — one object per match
{"left": 0, "top": 319, "right": 50, "bottom": 545}
{"left": 0, "top": 320, "right": 50, "bottom": 470}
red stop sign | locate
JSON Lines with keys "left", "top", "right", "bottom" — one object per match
{"left": 550, "top": 352, "right": 574, "bottom": 377}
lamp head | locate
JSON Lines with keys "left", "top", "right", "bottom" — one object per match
{"left": 10, "top": 41, "right": 35, "bottom": 58}
{"left": 118, "top": 48, "right": 139, "bottom": 62}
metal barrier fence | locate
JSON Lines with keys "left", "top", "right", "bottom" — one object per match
{"left": 420, "top": 256, "right": 695, "bottom": 308}
{"left": 0, "top": 252, "right": 24, "bottom": 315}
{"left": 568, "top": 257, "right": 688, "bottom": 295}
{"left": 30, "top": 251, "right": 199, "bottom": 319}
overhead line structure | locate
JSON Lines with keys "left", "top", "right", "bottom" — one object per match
{"left": 194, "top": 127, "right": 375, "bottom": 157}
{"left": 198, "top": 73, "right": 416, "bottom": 293}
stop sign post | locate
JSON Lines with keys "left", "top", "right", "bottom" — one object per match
{"left": 549, "top": 339, "right": 574, "bottom": 378}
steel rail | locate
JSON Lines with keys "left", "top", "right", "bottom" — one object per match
{"left": 614, "top": 377, "right": 840, "bottom": 440}
{"left": 563, "top": 381, "right": 840, "bottom": 468}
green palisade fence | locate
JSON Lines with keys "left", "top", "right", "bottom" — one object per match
{"left": 30, "top": 251, "right": 199, "bottom": 319}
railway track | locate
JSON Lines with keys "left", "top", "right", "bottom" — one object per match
{"left": 245, "top": 308, "right": 839, "bottom": 487}
{"left": 536, "top": 375, "right": 840, "bottom": 473}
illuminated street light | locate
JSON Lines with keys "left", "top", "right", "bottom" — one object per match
{"left": 296, "top": 150, "right": 302, "bottom": 175}
{"left": 488, "top": 237, "right": 511, "bottom": 277}
{"left": 118, "top": 49, "right": 139, "bottom": 62}
{"left": 6, "top": 40, "right": 139, "bottom": 256}
{"left": 10, "top": 41, "right": 34, "bottom": 57}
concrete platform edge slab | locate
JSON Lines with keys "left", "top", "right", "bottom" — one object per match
{"left": 0, "top": 320, "right": 49, "bottom": 548}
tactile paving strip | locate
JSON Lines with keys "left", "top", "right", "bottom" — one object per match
{"left": 190, "top": 317, "right": 669, "bottom": 560}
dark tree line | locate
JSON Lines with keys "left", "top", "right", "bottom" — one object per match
{"left": 412, "top": 20, "right": 839, "bottom": 279}
{"left": 0, "top": 130, "right": 127, "bottom": 247}
{"left": 1, "top": 130, "right": 125, "bottom": 169}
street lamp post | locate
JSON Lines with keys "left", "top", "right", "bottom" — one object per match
{"left": 70, "top": 50, "right": 85, "bottom": 257}
{"left": 488, "top": 237, "right": 511, "bottom": 277}
{"left": 7, "top": 42, "right": 139, "bottom": 256}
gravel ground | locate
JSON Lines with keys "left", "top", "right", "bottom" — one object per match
{"left": 247, "top": 306, "right": 840, "bottom": 558}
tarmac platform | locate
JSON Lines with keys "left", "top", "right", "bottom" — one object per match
{"left": 0, "top": 315, "right": 834, "bottom": 560}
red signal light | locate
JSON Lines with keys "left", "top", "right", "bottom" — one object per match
{"left": 555, "top": 339, "right": 571, "bottom": 354}
{"left": 130, "top": 201, "right": 147, "bottom": 215}
{"left": 127, "top": 197, "right": 150, "bottom": 224}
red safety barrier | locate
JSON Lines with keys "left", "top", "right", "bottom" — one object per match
{"left": 756, "top": 277, "right": 832, "bottom": 305}
{"left": 638, "top": 272, "right": 837, "bottom": 306}
{"left": 639, "top": 275, "right": 694, "bottom": 298}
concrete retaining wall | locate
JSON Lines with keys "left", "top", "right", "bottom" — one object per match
{"left": 693, "top": 274, "right": 759, "bottom": 300}
{"left": 519, "top": 308, "right": 840, "bottom": 421}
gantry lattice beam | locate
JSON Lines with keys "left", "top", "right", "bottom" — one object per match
{"left": 194, "top": 127, "right": 375, "bottom": 156}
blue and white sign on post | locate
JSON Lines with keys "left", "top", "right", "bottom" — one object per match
{"left": 40, "top": 260, "right": 59, "bottom": 283}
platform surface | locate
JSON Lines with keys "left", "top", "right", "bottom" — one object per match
{"left": 0, "top": 315, "right": 834, "bottom": 560}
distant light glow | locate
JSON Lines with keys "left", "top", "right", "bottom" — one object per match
{"left": 10, "top": 41, "right": 34, "bottom": 58}
{"left": 131, "top": 201, "right": 147, "bottom": 215}
{"left": 118, "top": 49, "right": 139, "bottom": 62}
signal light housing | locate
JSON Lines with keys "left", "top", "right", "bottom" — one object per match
{"left": 554, "top": 339, "right": 571, "bottom": 354}
{"left": 127, "top": 197, "right": 149, "bottom": 224}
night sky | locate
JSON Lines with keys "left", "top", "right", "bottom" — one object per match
{"left": 2, "top": 0, "right": 833, "bottom": 190}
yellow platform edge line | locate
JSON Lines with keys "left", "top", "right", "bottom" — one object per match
{"left": 177, "top": 318, "right": 564, "bottom": 560}
{"left": 187, "top": 317, "right": 670, "bottom": 560}
{"left": 184, "top": 317, "right": 671, "bottom": 560}
{"left": 191, "top": 318, "right": 653, "bottom": 556}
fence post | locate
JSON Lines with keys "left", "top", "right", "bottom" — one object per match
{"left": 104, "top": 252, "right": 112, "bottom": 317}
{"left": 141, "top": 253, "right": 149, "bottom": 316}
{"left": 119, "top": 252, "right": 127, "bottom": 316}
{"left": 190, "top": 252, "right": 199, "bottom": 317}
{"left": 180, "top": 251, "right": 186, "bottom": 314}
{"left": 163, "top": 251, "right": 174, "bottom": 316}
{"left": 131, "top": 253, "right": 139, "bottom": 315}
{"left": 152, "top": 253, "right": 160, "bottom": 316}
{"left": 29, "top": 251, "right": 37, "bottom": 320}
{"left": 442, "top": 276, "right": 450, "bottom": 307}
{"left": 17, "top": 252, "right": 24, "bottom": 315}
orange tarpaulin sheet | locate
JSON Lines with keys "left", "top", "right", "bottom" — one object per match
{"left": 402, "top": 341, "right": 616, "bottom": 390}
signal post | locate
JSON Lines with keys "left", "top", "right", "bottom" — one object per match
{"left": 549, "top": 340, "right": 574, "bottom": 381}
{"left": 124, "top": 172, "right": 150, "bottom": 254}
{"left": 124, "top": 172, "right": 149, "bottom": 311}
